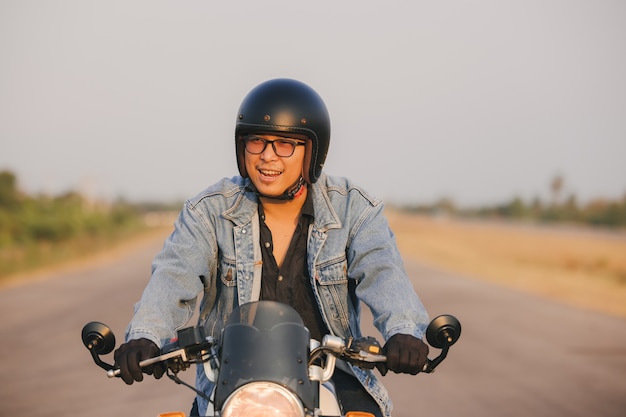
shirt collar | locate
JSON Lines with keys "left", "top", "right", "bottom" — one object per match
{"left": 301, "top": 186, "right": 315, "bottom": 218}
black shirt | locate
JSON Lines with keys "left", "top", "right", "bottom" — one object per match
{"left": 258, "top": 189, "right": 329, "bottom": 342}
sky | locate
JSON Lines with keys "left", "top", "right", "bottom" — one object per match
{"left": 1, "top": 0, "right": 625, "bottom": 208}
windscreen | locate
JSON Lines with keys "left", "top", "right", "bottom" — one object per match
{"left": 214, "top": 301, "right": 315, "bottom": 411}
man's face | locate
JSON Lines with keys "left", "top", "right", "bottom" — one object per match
{"left": 244, "top": 134, "right": 306, "bottom": 197}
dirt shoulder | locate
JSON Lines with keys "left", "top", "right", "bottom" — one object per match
{"left": 386, "top": 209, "right": 626, "bottom": 318}
{"left": 0, "top": 227, "right": 173, "bottom": 289}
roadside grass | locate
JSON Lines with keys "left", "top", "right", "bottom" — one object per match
{"left": 387, "top": 210, "right": 626, "bottom": 318}
{"left": 0, "top": 225, "right": 155, "bottom": 283}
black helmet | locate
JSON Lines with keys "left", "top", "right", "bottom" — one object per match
{"left": 235, "top": 78, "right": 331, "bottom": 184}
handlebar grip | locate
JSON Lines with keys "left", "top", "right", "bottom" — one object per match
{"left": 106, "top": 356, "right": 166, "bottom": 378}
{"left": 368, "top": 353, "right": 429, "bottom": 373}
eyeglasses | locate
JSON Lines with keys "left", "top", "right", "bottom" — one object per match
{"left": 244, "top": 135, "right": 306, "bottom": 157}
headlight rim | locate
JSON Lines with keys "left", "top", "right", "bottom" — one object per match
{"left": 220, "top": 380, "right": 305, "bottom": 417}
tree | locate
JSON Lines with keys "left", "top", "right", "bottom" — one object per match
{"left": 550, "top": 174, "right": 564, "bottom": 207}
{"left": 0, "top": 170, "right": 19, "bottom": 208}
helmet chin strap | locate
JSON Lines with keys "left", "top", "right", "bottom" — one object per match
{"left": 247, "top": 176, "right": 305, "bottom": 201}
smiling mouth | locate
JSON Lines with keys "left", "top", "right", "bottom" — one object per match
{"left": 259, "top": 169, "right": 282, "bottom": 177}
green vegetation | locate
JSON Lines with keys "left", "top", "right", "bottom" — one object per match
{"left": 467, "top": 195, "right": 626, "bottom": 227}
{"left": 402, "top": 194, "right": 626, "bottom": 228}
{"left": 0, "top": 170, "right": 167, "bottom": 279}
{"left": 399, "top": 175, "right": 626, "bottom": 228}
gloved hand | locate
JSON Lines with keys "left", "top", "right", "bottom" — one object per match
{"left": 378, "top": 333, "right": 429, "bottom": 376}
{"left": 113, "top": 338, "right": 165, "bottom": 384}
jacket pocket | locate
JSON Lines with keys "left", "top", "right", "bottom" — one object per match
{"left": 219, "top": 258, "right": 237, "bottom": 287}
{"left": 315, "top": 256, "right": 349, "bottom": 329}
{"left": 316, "top": 257, "right": 348, "bottom": 285}
{"left": 202, "top": 257, "right": 238, "bottom": 338}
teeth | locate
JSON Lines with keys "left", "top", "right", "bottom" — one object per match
{"left": 260, "top": 169, "right": 281, "bottom": 176}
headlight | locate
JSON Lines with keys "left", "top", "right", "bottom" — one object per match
{"left": 221, "top": 381, "right": 305, "bottom": 417}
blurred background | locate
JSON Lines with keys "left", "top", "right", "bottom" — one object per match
{"left": 2, "top": 0, "right": 625, "bottom": 277}
{"left": 1, "top": 2, "right": 626, "bottom": 416}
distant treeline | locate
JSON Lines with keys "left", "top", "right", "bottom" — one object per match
{"left": 399, "top": 194, "right": 626, "bottom": 228}
{"left": 399, "top": 174, "right": 626, "bottom": 228}
{"left": 2, "top": 168, "right": 624, "bottom": 254}
{"left": 0, "top": 170, "right": 157, "bottom": 277}
{"left": 0, "top": 171, "right": 146, "bottom": 247}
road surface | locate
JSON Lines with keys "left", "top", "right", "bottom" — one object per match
{"left": 1, "top": 232, "right": 625, "bottom": 417}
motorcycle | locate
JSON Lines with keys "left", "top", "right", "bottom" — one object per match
{"left": 82, "top": 300, "right": 461, "bottom": 417}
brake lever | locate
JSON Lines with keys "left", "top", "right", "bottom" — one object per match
{"left": 345, "top": 336, "right": 443, "bottom": 373}
{"left": 107, "top": 348, "right": 190, "bottom": 378}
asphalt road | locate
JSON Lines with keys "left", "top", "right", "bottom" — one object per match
{"left": 1, "top": 233, "right": 625, "bottom": 417}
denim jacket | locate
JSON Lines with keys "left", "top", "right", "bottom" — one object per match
{"left": 125, "top": 173, "right": 429, "bottom": 417}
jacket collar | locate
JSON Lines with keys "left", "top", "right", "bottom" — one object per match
{"left": 310, "top": 174, "right": 342, "bottom": 231}
{"left": 222, "top": 174, "right": 341, "bottom": 231}
{"left": 221, "top": 179, "right": 258, "bottom": 226}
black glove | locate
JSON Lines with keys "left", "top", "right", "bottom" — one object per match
{"left": 378, "top": 333, "right": 429, "bottom": 376}
{"left": 113, "top": 338, "right": 165, "bottom": 384}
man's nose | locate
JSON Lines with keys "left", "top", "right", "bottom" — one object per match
{"left": 260, "top": 141, "right": 278, "bottom": 159}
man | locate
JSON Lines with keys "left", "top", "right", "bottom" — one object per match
{"left": 114, "top": 78, "right": 429, "bottom": 417}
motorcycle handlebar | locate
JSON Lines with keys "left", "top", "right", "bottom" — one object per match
{"left": 105, "top": 343, "right": 432, "bottom": 380}
{"left": 107, "top": 348, "right": 191, "bottom": 378}
{"left": 84, "top": 312, "right": 460, "bottom": 379}
{"left": 340, "top": 351, "right": 430, "bottom": 372}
